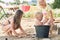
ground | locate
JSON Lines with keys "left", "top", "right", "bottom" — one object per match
{"left": 0, "top": 18, "right": 60, "bottom": 40}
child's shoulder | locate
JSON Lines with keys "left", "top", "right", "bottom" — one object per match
{"left": 34, "top": 18, "right": 39, "bottom": 22}
{"left": 7, "top": 16, "right": 14, "bottom": 22}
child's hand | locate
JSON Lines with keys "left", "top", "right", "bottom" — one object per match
{"left": 50, "top": 18, "right": 54, "bottom": 22}
{"left": 14, "top": 33, "right": 20, "bottom": 37}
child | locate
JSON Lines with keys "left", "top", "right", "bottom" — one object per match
{"left": 34, "top": 11, "right": 53, "bottom": 26}
{"left": 2, "top": 10, "right": 27, "bottom": 36}
{"left": 34, "top": 12, "right": 51, "bottom": 38}
{"left": 34, "top": 12, "right": 55, "bottom": 37}
{"left": 34, "top": 12, "right": 43, "bottom": 26}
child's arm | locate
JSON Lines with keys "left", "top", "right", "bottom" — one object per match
{"left": 11, "top": 21, "right": 18, "bottom": 36}
{"left": 35, "top": 19, "right": 43, "bottom": 25}
{"left": 41, "top": 17, "right": 48, "bottom": 24}
{"left": 49, "top": 10, "right": 54, "bottom": 28}
{"left": 19, "top": 25, "right": 27, "bottom": 34}
{"left": 49, "top": 9, "right": 54, "bottom": 23}
{"left": 44, "top": 19, "right": 51, "bottom": 25}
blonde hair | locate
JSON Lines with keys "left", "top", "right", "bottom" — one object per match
{"left": 35, "top": 12, "right": 43, "bottom": 18}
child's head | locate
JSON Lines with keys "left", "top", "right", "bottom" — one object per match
{"left": 38, "top": 0, "right": 46, "bottom": 6}
{"left": 35, "top": 12, "right": 43, "bottom": 21}
{"left": 14, "top": 9, "right": 23, "bottom": 29}
{"left": 15, "top": 9, "right": 23, "bottom": 18}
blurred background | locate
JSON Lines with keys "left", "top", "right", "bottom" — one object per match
{"left": 0, "top": 0, "right": 60, "bottom": 19}
{"left": 0, "top": 0, "right": 60, "bottom": 38}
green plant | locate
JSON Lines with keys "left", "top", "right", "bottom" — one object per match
{"left": 23, "top": 12, "right": 31, "bottom": 18}
{"left": 52, "top": 0, "right": 60, "bottom": 9}
{"left": 57, "top": 13, "right": 60, "bottom": 17}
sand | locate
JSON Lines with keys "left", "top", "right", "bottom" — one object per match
{"left": 0, "top": 18, "right": 60, "bottom": 40}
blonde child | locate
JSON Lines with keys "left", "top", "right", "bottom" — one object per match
{"left": 37, "top": 0, "right": 55, "bottom": 36}
{"left": 34, "top": 12, "right": 52, "bottom": 26}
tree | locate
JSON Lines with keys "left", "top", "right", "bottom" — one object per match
{"left": 52, "top": 0, "right": 60, "bottom": 9}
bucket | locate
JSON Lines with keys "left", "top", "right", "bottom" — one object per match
{"left": 35, "top": 25, "right": 50, "bottom": 38}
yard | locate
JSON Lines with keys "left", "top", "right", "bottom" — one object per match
{"left": 0, "top": 0, "right": 60, "bottom": 40}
